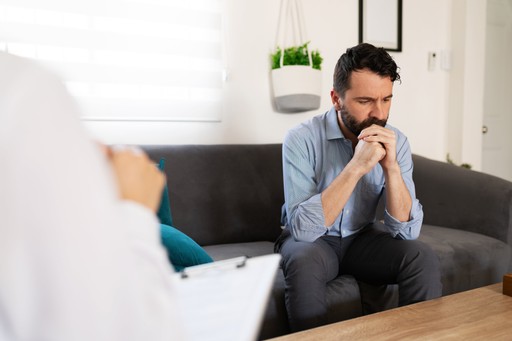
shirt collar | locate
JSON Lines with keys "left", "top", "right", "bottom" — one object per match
{"left": 325, "top": 107, "right": 348, "bottom": 141}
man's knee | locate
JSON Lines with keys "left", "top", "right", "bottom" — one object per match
{"left": 404, "top": 240, "right": 439, "bottom": 268}
{"left": 397, "top": 240, "right": 443, "bottom": 302}
{"left": 398, "top": 240, "right": 441, "bottom": 284}
{"left": 280, "top": 238, "right": 338, "bottom": 281}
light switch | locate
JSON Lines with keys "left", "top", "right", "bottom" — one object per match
{"left": 428, "top": 51, "right": 437, "bottom": 71}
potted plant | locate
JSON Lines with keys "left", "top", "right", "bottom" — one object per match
{"left": 270, "top": 42, "right": 323, "bottom": 113}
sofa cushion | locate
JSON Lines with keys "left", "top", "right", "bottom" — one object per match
{"left": 204, "top": 241, "right": 274, "bottom": 260}
{"left": 418, "top": 224, "right": 511, "bottom": 295}
{"left": 160, "top": 224, "right": 213, "bottom": 272}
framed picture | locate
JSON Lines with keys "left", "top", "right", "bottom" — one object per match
{"left": 359, "top": 0, "right": 402, "bottom": 52}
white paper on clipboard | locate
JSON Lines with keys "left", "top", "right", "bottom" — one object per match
{"left": 171, "top": 254, "right": 281, "bottom": 341}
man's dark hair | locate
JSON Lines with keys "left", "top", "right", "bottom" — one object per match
{"left": 333, "top": 43, "right": 400, "bottom": 98}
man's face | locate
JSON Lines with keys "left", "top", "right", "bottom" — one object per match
{"left": 339, "top": 104, "right": 387, "bottom": 137}
{"left": 333, "top": 69, "right": 393, "bottom": 137}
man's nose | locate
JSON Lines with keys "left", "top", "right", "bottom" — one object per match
{"left": 370, "top": 101, "right": 386, "bottom": 119}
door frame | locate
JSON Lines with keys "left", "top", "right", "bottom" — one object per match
{"left": 448, "top": 0, "right": 486, "bottom": 171}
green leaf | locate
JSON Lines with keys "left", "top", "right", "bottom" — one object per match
{"left": 270, "top": 42, "right": 323, "bottom": 70}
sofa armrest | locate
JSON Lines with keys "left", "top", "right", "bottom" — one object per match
{"left": 412, "top": 154, "right": 512, "bottom": 248}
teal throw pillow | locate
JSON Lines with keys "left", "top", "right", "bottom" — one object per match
{"left": 154, "top": 157, "right": 212, "bottom": 271}
{"left": 160, "top": 224, "right": 213, "bottom": 272}
{"left": 156, "top": 158, "right": 173, "bottom": 226}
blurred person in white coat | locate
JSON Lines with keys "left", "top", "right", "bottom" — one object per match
{"left": 0, "top": 52, "right": 184, "bottom": 340}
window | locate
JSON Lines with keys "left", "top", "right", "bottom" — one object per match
{"left": 0, "top": 0, "right": 225, "bottom": 121}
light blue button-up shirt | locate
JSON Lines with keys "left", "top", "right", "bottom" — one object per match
{"left": 282, "top": 107, "right": 423, "bottom": 242}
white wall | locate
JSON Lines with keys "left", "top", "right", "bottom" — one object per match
{"left": 390, "top": 0, "right": 452, "bottom": 161}
{"left": 84, "top": 0, "right": 456, "bottom": 163}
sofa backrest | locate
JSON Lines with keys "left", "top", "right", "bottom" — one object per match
{"left": 142, "top": 144, "right": 512, "bottom": 250}
{"left": 143, "top": 144, "right": 284, "bottom": 246}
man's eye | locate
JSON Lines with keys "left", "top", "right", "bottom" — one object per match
{"left": 358, "top": 100, "right": 369, "bottom": 104}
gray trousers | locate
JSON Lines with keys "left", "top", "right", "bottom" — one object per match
{"left": 275, "top": 222, "right": 442, "bottom": 332}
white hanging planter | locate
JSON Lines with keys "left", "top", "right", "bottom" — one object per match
{"left": 271, "top": 65, "right": 321, "bottom": 113}
{"left": 271, "top": 0, "right": 322, "bottom": 113}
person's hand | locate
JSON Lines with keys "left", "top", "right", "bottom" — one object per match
{"left": 351, "top": 138, "right": 386, "bottom": 175}
{"left": 107, "top": 146, "right": 165, "bottom": 213}
{"left": 357, "top": 124, "right": 397, "bottom": 171}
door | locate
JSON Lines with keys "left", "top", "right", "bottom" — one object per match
{"left": 482, "top": 0, "right": 512, "bottom": 182}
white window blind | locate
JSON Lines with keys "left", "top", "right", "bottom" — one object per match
{"left": 0, "top": 0, "right": 225, "bottom": 121}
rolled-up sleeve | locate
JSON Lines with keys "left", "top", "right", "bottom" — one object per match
{"left": 282, "top": 130, "right": 329, "bottom": 242}
{"left": 384, "top": 200, "right": 424, "bottom": 240}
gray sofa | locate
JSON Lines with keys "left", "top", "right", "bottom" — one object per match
{"left": 142, "top": 144, "right": 512, "bottom": 340}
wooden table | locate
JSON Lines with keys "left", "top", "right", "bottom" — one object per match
{"left": 267, "top": 283, "right": 512, "bottom": 340}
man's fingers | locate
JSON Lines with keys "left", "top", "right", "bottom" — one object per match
{"left": 359, "top": 126, "right": 395, "bottom": 147}
{"left": 358, "top": 124, "right": 392, "bottom": 140}
{"left": 357, "top": 124, "right": 383, "bottom": 138}
{"left": 361, "top": 134, "right": 394, "bottom": 146}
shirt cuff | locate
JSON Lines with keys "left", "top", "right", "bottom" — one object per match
{"left": 289, "top": 194, "right": 329, "bottom": 242}
{"left": 383, "top": 199, "right": 423, "bottom": 240}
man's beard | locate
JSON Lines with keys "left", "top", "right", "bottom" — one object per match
{"left": 339, "top": 105, "right": 387, "bottom": 137}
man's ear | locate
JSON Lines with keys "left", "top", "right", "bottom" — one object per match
{"left": 330, "top": 90, "right": 342, "bottom": 111}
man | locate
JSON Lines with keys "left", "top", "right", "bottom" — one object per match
{"left": 276, "top": 43, "right": 442, "bottom": 332}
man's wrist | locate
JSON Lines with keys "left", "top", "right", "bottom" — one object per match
{"left": 345, "top": 159, "right": 367, "bottom": 179}
{"left": 383, "top": 161, "right": 402, "bottom": 178}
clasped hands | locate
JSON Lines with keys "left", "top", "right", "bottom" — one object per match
{"left": 352, "top": 124, "right": 398, "bottom": 174}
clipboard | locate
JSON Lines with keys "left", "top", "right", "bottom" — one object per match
{"left": 172, "top": 254, "right": 281, "bottom": 341}
{"left": 180, "top": 256, "right": 248, "bottom": 279}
